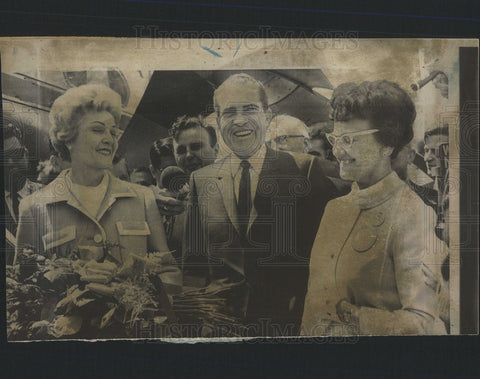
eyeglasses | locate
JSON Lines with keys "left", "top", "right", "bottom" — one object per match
{"left": 325, "top": 129, "right": 379, "bottom": 148}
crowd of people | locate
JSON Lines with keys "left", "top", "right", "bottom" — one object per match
{"left": 4, "top": 73, "right": 450, "bottom": 337}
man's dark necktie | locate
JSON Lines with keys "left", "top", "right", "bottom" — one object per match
{"left": 238, "top": 159, "right": 251, "bottom": 238}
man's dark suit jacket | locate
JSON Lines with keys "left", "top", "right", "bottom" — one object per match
{"left": 184, "top": 147, "right": 340, "bottom": 336}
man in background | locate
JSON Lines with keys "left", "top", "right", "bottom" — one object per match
{"left": 3, "top": 123, "right": 42, "bottom": 264}
{"left": 391, "top": 143, "right": 437, "bottom": 209}
{"left": 171, "top": 115, "right": 219, "bottom": 176}
{"left": 308, "top": 124, "right": 352, "bottom": 193}
{"left": 308, "top": 128, "right": 333, "bottom": 160}
{"left": 423, "top": 125, "right": 450, "bottom": 330}
{"left": 266, "top": 115, "right": 311, "bottom": 154}
{"left": 424, "top": 126, "right": 449, "bottom": 245}
{"left": 153, "top": 117, "right": 219, "bottom": 272}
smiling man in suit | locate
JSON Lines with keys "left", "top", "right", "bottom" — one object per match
{"left": 184, "top": 73, "right": 339, "bottom": 336}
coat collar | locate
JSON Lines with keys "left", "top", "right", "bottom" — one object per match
{"left": 229, "top": 145, "right": 267, "bottom": 179}
{"left": 44, "top": 169, "right": 137, "bottom": 221}
{"left": 216, "top": 145, "right": 279, "bottom": 180}
{"left": 348, "top": 171, "right": 405, "bottom": 210}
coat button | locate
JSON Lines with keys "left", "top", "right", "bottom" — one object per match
{"left": 94, "top": 234, "right": 103, "bottom": 244}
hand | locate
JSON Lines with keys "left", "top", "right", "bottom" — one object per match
{"left": 116, "top": 254, "right": 145, "bottom": 279}
{"left": 78, "top": 260, "right": 117, "bottom": 284}
{"left": 336, "top": 299, "right": 360, "bottom": 325}
{"left": 154, "top": 188, "right": 186, "bottom": 216}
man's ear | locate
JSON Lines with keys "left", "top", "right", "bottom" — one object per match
{"left": 213, "top": 143, "right": 219, "bottom": 156}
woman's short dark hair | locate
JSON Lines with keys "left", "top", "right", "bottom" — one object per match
{"left": 330, "top": 80, "right": 416, "bottom": 158}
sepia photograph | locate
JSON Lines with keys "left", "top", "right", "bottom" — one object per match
{"left": 1, "top": 37, "right": 477, "bottom": 341}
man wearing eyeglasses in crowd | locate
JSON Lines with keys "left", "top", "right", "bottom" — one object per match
{"left": 266, "top": 114, "right": 311, "bottom": 154}
{"left": 266, "top": 115, "right": 351, "bottom": 194}
{"left": 3, "top": 123, "right": 42, "bottom": 264}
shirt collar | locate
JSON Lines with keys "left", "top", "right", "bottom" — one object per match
{"left": 230, "top": 144, "right": 267, "bottom": 177}
{"left": 44, "top": 169, "right": 136, "bottom": 205}
{"left": 349, "top": 171, "right": 405, "bottom": 209}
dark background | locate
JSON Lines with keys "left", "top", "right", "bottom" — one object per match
{"left": 1, "top": 0, "right": 479, "bottom": 377}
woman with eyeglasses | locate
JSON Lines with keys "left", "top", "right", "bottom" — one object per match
{"left": 301, "top": 80, "right": 448, "bottom": 335}
{"left": 15, "top": 85, "right": 181, "bottom": 335}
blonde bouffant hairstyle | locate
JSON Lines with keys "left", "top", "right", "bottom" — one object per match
{"left": 49, "top": 84, "right": 122, "bottom": 161}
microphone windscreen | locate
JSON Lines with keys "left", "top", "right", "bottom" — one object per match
{"left": 160, "top": 166, "right": 189, "bottom": 194}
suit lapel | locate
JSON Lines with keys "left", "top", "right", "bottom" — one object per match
{"left": 216, "top": 148, "right": 287, "bottom": 235}
{"left": 248, "top": 147, "right": 283, "bottom": 233}
{"left": 215, "top": 157, "right": 240, "bottom": 234}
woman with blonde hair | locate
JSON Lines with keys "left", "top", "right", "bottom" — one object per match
{"left": 15, "top": 85, "right": 181, "bottom": 336}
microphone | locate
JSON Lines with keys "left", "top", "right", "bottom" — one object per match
{"left": 160, "top": 166, "right": 190, "bottom": 199}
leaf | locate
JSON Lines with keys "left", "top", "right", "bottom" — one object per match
{"left": 44, "top": 268, "right": 72, "bottom": 283}
{"left": 153, "top": 316, "right": 168, "bottom": 325}
{"left": 86, "top": 283, "right": 117, "bottom": 297}
{"left": 80, "top": 274, "right": 111, "bottom": 284}
{"left": 67, "top": 284, "right": 79, "bottom": 295}
{"left": 54, "top": 288, "right": 89, "bottom": 314}
{"left": 49, "top": 315, "right": 83, "bottom": 338}
{"left": 100, "top": 306, "right": 117, "bottom": 329}
{"left": 31, "top": 320, "right": 50, "bottom": 329}
{"left": 74, "top": 298, "right": 96, "bottom": 308}
{"left": 6, "top": 277, "right": 19, "bottom": 288}
{"left": 52, "top": 258, "right": 74, "bottom": 268}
